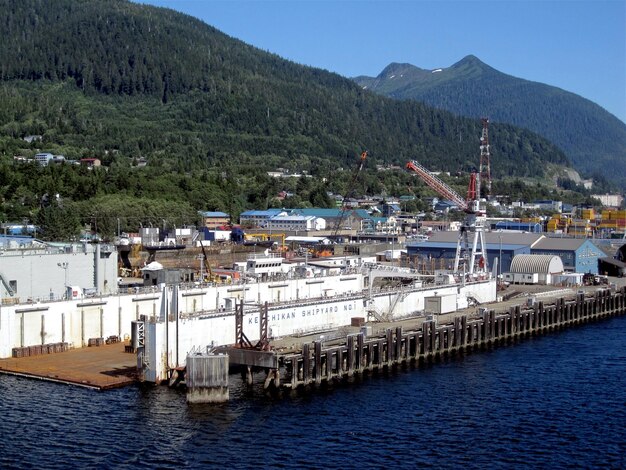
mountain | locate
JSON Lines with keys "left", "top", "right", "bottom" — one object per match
{"left": 0, "top": 1, "right": 570, "bottom": 187}
{"left": 354, "top": 55, "right": 626, "bottom": 187}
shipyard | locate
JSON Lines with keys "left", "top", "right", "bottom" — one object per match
{"left": 1, "top": 121, "right": 625, "bottom": 402}
{"left": 2, "top": 1, "right": 626, "bottom": 468}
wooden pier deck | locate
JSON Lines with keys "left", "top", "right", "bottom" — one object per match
{"left": 228, "top": 287, "right": 626, "bottom": 391}
{"left": 0, "top": 342, "right": 138, "bottom": 390}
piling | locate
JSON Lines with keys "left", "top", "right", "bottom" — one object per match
{"left": 217, "top": 288, "right": 626, "bottom": 396}
{"left": 186, "top": 353, "right": 229, "bottom": 403}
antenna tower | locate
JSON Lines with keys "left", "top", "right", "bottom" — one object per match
{"left": 479, "top": 118, "right": 491, "bottom": 198}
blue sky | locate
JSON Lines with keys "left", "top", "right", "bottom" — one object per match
{"left": 138, "top": 0, "right": 626, "bottom": 123}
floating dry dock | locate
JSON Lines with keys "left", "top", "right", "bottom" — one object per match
{"left": 187, "top": 288, "right": 625, "bottom": 401}
{"left": 0, "top": 342, "right": 137, "bottom": 390}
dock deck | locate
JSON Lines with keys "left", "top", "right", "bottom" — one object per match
{"left": 0, "top": 343, "right": 138, "bottom": 390}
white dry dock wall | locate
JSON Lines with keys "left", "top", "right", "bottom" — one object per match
{"left": 368, "top": 279, "right": 497, "bottom": 320}
{"left": 0, "top": 244, "right": 118, "bottom": 301}
{"left": 0, "top": 291, "right": 163, "bottom": 358}
{"left": 178, "top": 275, "right": 364, "bottom": 313}
{"left": 143, "top": 278, "right": 497, "bottom": 383}
{"left": 144, "top": 276, "right": 365, "bottom": 383}
{"left": 146, "top": 295, "right": 365, "bottom": 383}
{"left": 0, "top": 274, "right": 364, "bottom": 359}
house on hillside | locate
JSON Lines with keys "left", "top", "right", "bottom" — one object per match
{"left": 80, "top": 158, "right": 101, "bottom": 168}
{"left": 35, "top": 153, "right": 54, "bottom": 166}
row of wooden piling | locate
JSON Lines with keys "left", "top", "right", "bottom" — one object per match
{"left": 279, "top": 288, "right": 625, "bottom": 389}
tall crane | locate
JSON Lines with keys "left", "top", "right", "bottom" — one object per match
{"left": 332, "top": 150, "right": 368, "bottom": 239}
{"left": 479, "top": 118, "right": 491, "bottom": 198}
{"left": 406, "top": 160, "right": 488, "bottom": 276}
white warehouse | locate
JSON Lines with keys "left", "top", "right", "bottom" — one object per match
{"left": 503, "top": 254, "right": 564, "bottom": 285}
{"left": 264, "top": 214, "right": 326, "bottom": 232}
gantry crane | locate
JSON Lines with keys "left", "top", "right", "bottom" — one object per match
{"left": 406, "top": 160, "right": 488, "bottom": 276}
{"left": 332, "top": 150, "right": 368, "bottom": 240}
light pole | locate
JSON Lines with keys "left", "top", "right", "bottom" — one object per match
{"left": 498, "top": 235, "right": 503, "bottom": 283}
{"left": 57, "top": 262, "right": 69, "bottom": 297}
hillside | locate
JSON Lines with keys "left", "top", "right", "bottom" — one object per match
{"left": 0, "top": 0, "right": 593, "bottom": 240}
{"left": 0, "top": 1, "right": 570, "bottom": 176}
{"left": 354, "top": 56, "right": 626, "bottom": 186}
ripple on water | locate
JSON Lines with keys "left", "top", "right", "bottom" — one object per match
{"left": 0, "top": 316, "right": 625, "bottom": 469}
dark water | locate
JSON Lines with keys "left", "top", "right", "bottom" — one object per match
{"left": 1, "top": 317, "right": 625, "bottom": 469}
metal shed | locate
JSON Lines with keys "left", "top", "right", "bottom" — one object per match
{"left": 504, "top": 254, "right": 564, "bottom": 285}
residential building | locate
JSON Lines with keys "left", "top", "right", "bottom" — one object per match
{"left": 35, "top": 152, "right": 54, "bottom": 166}
{"left": 79, "top": 158, "right": 101, "bottom": 168}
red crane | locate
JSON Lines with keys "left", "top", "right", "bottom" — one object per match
{"left": 406, "top": 160, "right": 488, "bottom": 276}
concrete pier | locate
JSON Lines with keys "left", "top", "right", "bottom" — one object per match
{"left": 186, "top": 353, "right": 229, "bottom": 403}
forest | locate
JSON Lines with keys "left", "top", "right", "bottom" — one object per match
{"left": 0, "top": 0, "right": 600, "bottom": 241}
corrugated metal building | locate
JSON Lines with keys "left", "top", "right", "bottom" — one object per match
{"left": 407, "top": 232, "right": 603, "bottom": 275}
{"left": 531, "top": 238, "right": 603, "bottom": 274}
{"left": 406, "top": 232, "right": 543, "bottom": 273}
{"left": 504, "top": 254, "right": 564, "bottom": 285}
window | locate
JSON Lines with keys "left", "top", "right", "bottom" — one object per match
{"left": 9, "top": 280, "right": 17, "bottom": 294}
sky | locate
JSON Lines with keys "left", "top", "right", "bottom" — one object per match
{"left": 138, "top": 0, "right": 626, "bottom": 123}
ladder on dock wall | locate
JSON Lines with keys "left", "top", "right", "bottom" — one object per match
{"left": 279, "top": 287, "right": 626, "bottom": 390}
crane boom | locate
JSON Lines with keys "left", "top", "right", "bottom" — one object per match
{"left": 406, "top": 160, "right": 468, "bottom": 211}
{"left": 332, "top": 151, "right": 368, "bottom": 238}
{"left": 406, "top": 159, "right": 488, "bottom": 277}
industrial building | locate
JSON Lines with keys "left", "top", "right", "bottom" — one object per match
{"left": 0, "top": 238, "right": 118, "bottom": 302}
{"left": 503, "top": 254, "right": 564, "bottom": 285}
{"left": 406, "top": 232, "right": 604, "bottom": 275}
{"left": 494, "top": 221, "right": 543, "bottom": 233}
{"left": 406, "top": 232, "right": 543, "bottom": 274}
{"left": 531, "top": 238, "right": 603, "bottom": 274}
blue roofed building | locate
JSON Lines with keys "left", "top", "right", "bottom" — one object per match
{"left": 381, "top": 203, "right": 401, "bottom": 217}
{"left": 290, "top": 208, "right": 374, "bottom": 232}
{"left": 266, "top": 214, "right": 326, "bottom": 232}
{"left": 406, "top": 232, "right": 543, "bottom": 273}
{"left": 434, "top": 200, "right": 461, "bottom": 213}
{"left": 239, "top": 209, "right": 286, "bottom": 227}
{"left": 531, "top": 237, "right": 603, "bottom": 274}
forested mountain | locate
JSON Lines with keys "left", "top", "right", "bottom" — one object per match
{"left": 0, "top": 0, "right": 583, "bottom": 239}
{"left": 354, "top": 56, "right": 626, "bottom": 186}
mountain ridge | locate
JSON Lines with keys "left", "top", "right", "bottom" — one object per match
{"left": 354, "top": 55, "right": 626, "bottom": 186}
